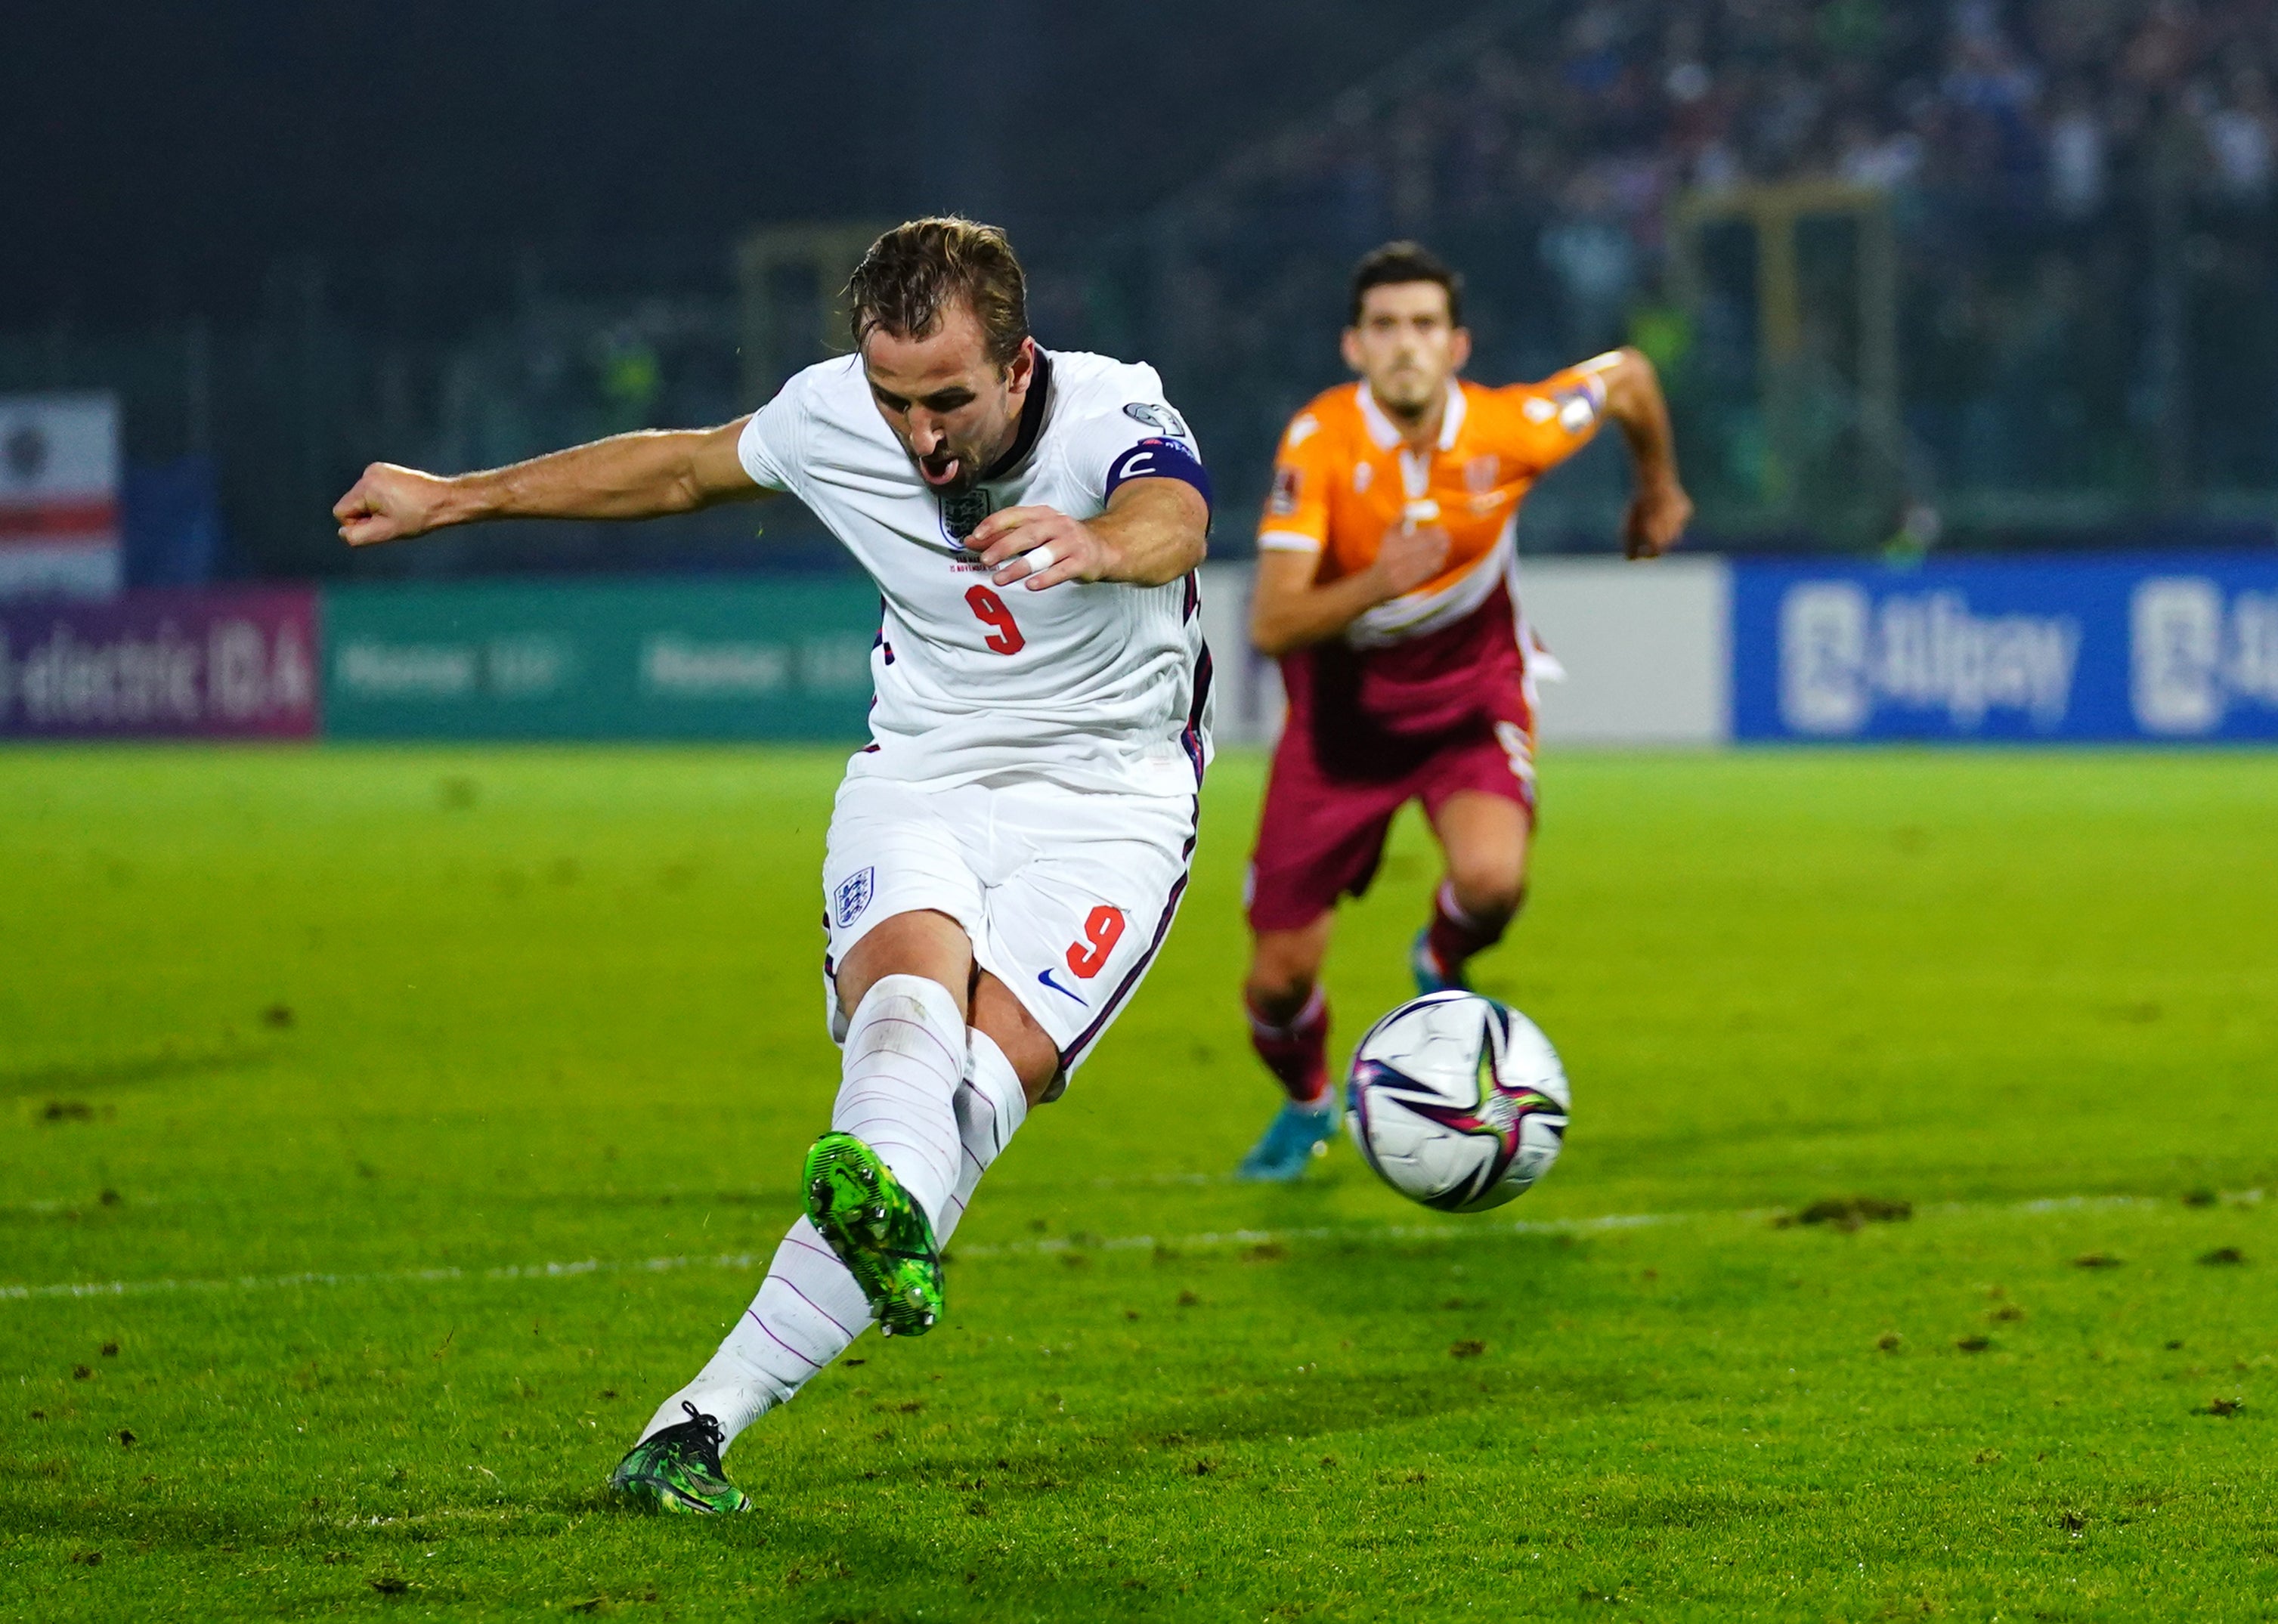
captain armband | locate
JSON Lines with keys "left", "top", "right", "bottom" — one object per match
{"left": 1103, "top": 437, "right": 1212, "bottom": 512}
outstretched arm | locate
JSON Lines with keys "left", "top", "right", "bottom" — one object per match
{"left": 333, "top": 417, "right": 769, "bottom": 547}
{"left": 1589, "top": 348, "right": 1692, "bottom": 559}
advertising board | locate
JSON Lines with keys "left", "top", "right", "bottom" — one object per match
{"left": 6, "top": 555, "right": 2267, "bottom": 750}
{"left": 1197, "top": 558, "right": 1733, "bottom": 747}
{"left": 0, "top": 588, "right": 319, "bottom": 738}
{"left": 1732, "top": 553, "right": 2278, "bottom": 743}
{"left": 323, "top": 577, "right": 883, "bottom": 741}
{"left": 1521, "top": 556, "right": 1731, "bottom": 745}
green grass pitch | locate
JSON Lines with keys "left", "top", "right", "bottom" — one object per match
{"left": 3, "top": 745, "right": 2275, "bottom": 1621}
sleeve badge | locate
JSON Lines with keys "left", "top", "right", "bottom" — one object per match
{"left": 1122, "top": 402, "right": 1191, "bottom": 438}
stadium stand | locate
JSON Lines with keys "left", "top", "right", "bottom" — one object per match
{"left": 8, "top": 0, "right": 2278, "bottom": 575}
{"left": 1118, "top": 0, "right": 2278, "bottom": 550}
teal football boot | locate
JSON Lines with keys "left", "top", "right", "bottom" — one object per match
{"left": 1236, "top": 1100, "right": 1337, "bottom": 1181}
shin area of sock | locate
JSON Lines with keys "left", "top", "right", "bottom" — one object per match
{"left": 1247, "top": 985, "right": 1330, "bottom": 1106}
{"left": 636, "top": 1217, "right": 871, "bottom": 1449}
{"left": 936, "top": 1028, "right": 1031, "bottom": 1247}
{"left": 831, "top": 972, "right": 967, "bottom": 1227}
{"left": 1426, "top": 880, "right": 1510, "bottom": 976}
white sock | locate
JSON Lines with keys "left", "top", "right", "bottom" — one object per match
{"left": 636, "top": 1020, "right": 1032, "bottom": 1451}
{"left": 636, "top": 1217, "right": 870, "bottom": 1445}
{"left": 939, "top": 1029, "right": 1028, "bottom": 1245}
{"left": 830, "top": 973, "right": 966, "bottom": 1227}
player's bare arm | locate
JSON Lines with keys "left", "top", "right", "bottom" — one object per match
{"left": 1585, "top": 347, "right": 1693, "bottom": 560}
{"left": 972, "top": 478, "right": 1209, "bottom": 592}
{"left": 332, "top": 418, "right": 766, "bottom": 546}
{"left": 1249, "top": 522, "right": 1450, "bottom": 656}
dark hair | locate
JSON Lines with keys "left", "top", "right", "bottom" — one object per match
{"left": 847, "top": 217, "right": 1030, "bottom": 367}
{"left": 1348, "top": 241, "right": 1464, "bottom": 328}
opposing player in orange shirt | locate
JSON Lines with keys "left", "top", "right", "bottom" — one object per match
{"left": 1236, "top": 241, "right": 1691, "bottom": 1180}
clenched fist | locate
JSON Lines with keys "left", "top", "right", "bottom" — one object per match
{"left": 334, "top": 463, "right": 457, "bottom": 547}
{"left": 1623, "top": 476, "right": 1692, "bottom": 560}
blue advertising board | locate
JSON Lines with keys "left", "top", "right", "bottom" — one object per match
{"left": 1732, "top": 553, "right": 2278, "bottom": 742}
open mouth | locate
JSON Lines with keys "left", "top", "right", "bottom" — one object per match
{"left": 918, "top": 453, "right": 963, "bottom": 488}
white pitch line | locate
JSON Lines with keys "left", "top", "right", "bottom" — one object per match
{"left": 0, "top": 1251, "right": 766, "bottom": 1305}
{"left": 0, "top": 1166, "right": 1237, "bottom": 1217}
{"left": 2, "top": 1189, "right": 2259, "bottom": 1309}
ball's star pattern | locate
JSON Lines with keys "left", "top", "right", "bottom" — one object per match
{"left": 1362, "top": 1007, "right": 1568, "bottom": 1211}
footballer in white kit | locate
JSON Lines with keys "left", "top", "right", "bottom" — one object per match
{"left": 743, "top": 333, "right": 1212, "bottom": 1069}
{"left": 333, "top": 218, "right": 1212, "bottom": 1514}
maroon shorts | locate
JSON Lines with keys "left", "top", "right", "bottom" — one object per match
{"left": 1245, "top": 687, "right": 1537, "bottom": 933}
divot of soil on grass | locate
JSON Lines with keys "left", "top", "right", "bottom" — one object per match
{"left": 11, "top": 1040, "right": 275, "bottom": 1103}
{"left": 1778, "top": 1196, "right": 1911, "bottom": 1231}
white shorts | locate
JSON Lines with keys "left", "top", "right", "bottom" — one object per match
{"left": 820, "top": 773, "right": 1199, "bottom": 1082}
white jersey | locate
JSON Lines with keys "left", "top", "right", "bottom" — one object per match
{"left": 737, "top": 348, "right": 1214, "bottom": 798}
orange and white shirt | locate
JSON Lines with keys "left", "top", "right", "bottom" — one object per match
{"left": 1257, "top": 360, "right": 1614, "bottom": 649}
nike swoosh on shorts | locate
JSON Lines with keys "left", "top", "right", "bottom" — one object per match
{"left": 1035, "top": 968, "right": 1089, "bottom": 1007}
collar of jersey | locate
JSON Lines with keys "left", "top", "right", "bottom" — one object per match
{"left": 1356, "top": 378, "right": 1467, "bottom": 455}
{"left": 975, "top": 349, "right": 1056, "bottom": 485}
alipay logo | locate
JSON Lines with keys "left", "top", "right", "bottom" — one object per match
{"left": 1779, "top": 583, "right": 2081, "bottom": 736}
{"left": 2131, "top": 577, "right": 2278, "bottom": 735}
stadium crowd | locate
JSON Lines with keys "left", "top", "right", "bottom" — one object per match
{"left": 1283, "top": 2, "right": 2278, "bottom": 271}
{"left": 1150, "top": 0, "right": 2278, "bottom": 529}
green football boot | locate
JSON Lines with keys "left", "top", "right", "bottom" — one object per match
{"left": 608, "top": 1403, "right": 750, "bottom": 1514}
{"left": 803, "top": 1131, "right": 944, "bottom": 1337}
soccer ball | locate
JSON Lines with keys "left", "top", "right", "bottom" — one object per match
{"left": 1344, "top": 991, "right": 1571, "bottom": 1213}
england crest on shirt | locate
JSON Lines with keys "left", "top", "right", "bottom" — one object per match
{"left": 835, "top": 866, "right": 875, "bottom": 928}
{"left": 939, "top": 487, "right": 994, "bottom": 543}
